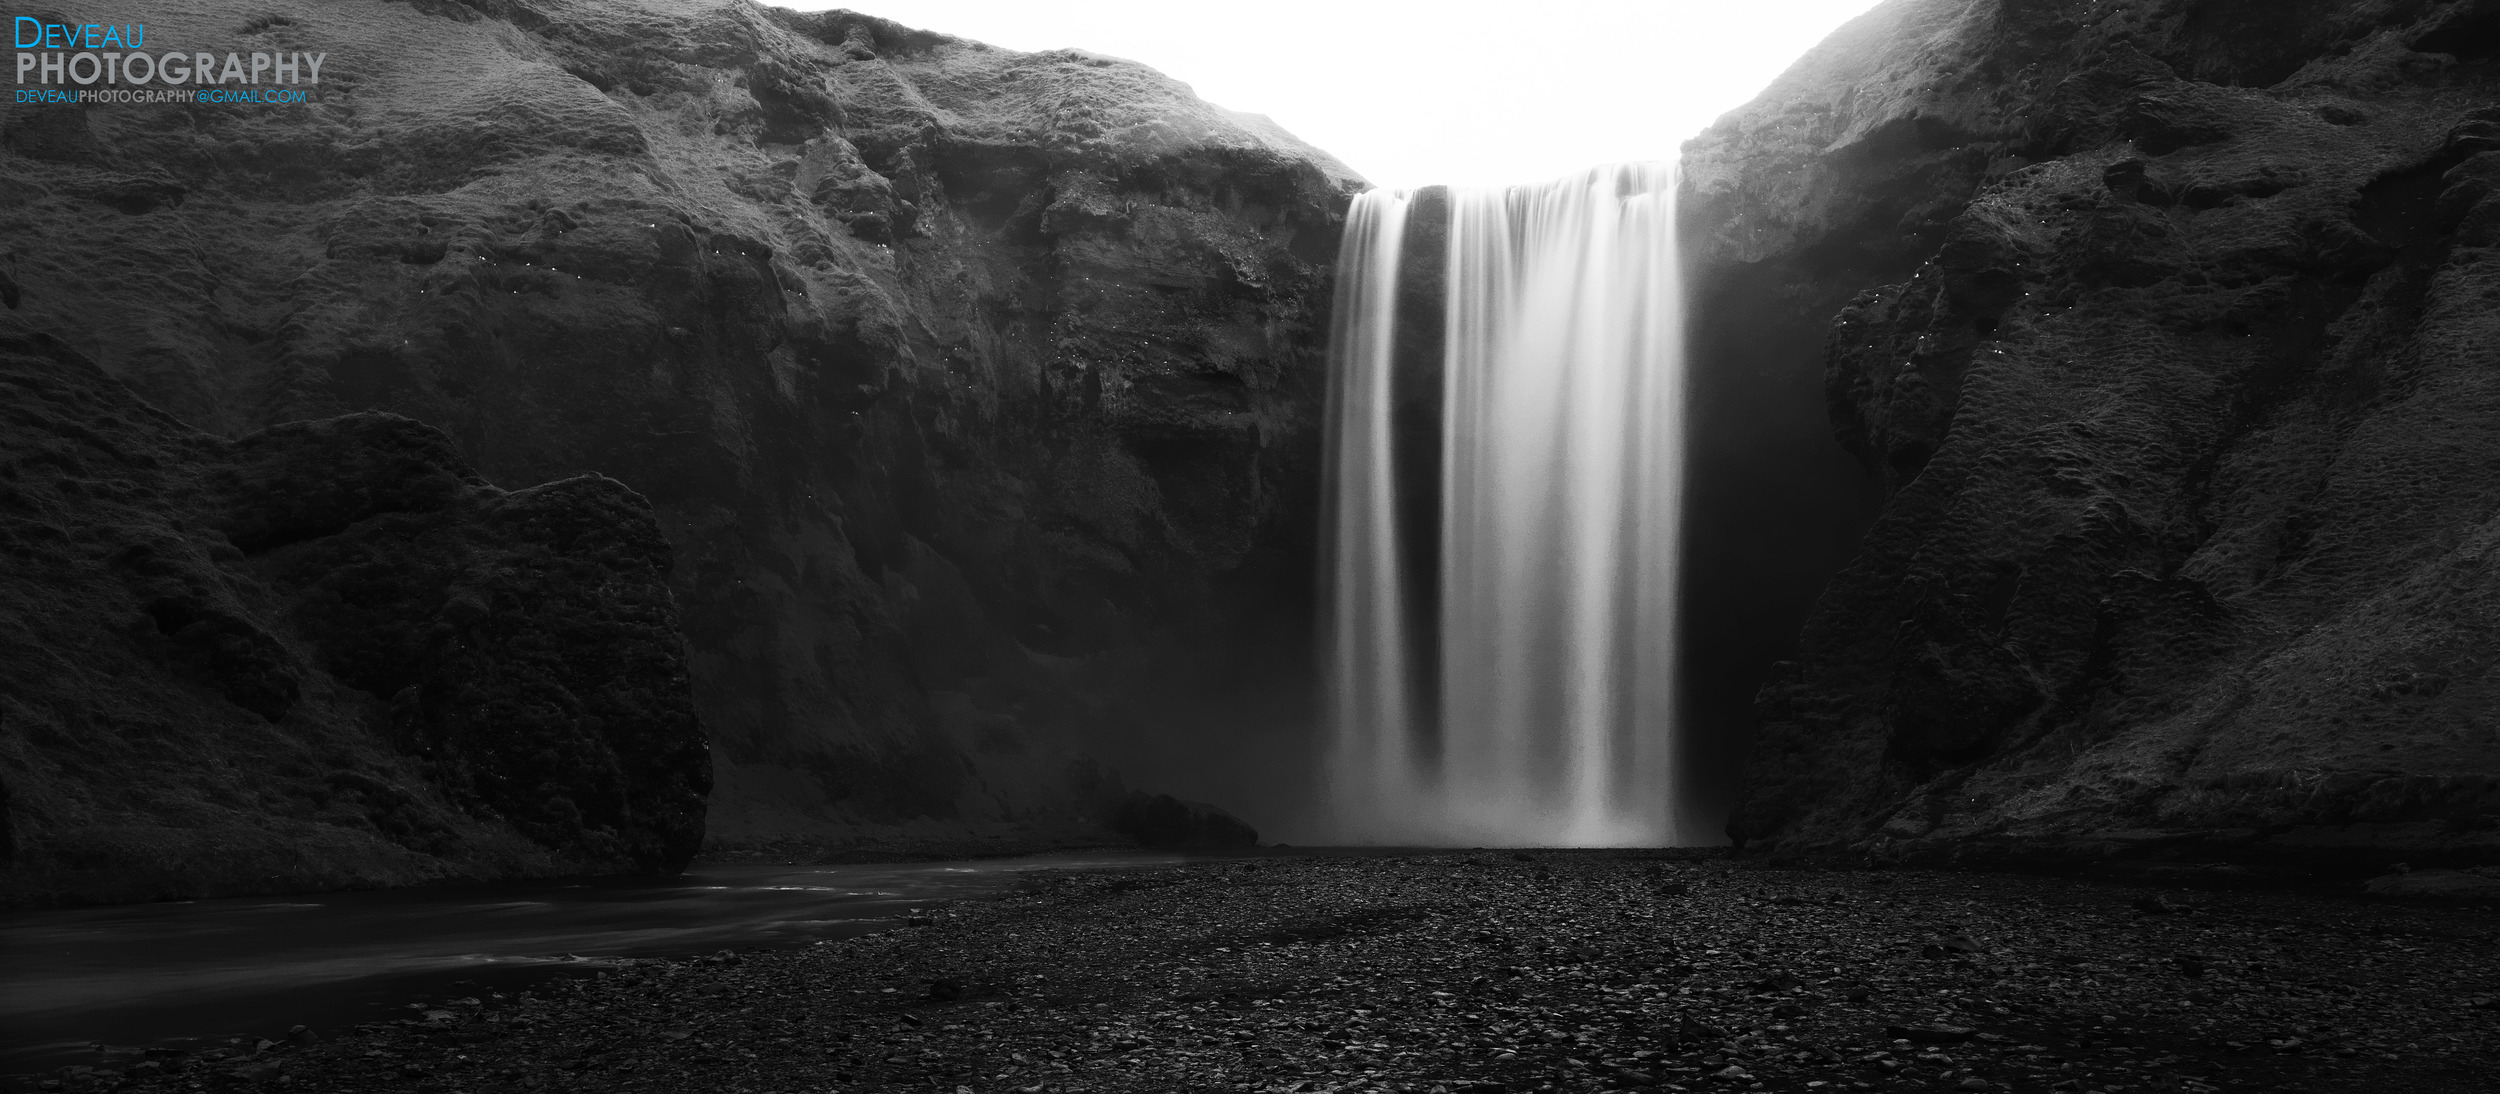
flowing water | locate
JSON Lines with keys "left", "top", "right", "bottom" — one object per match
{"left": 0, "top": 853, "right": 1184, "bottom": 1076}
{"left": 1323, "top": 164, "right": 1685, "bottom": 846}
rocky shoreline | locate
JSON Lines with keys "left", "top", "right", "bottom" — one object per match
{"left": 19, "top": 853, "right": 2496, "bottom": 1094}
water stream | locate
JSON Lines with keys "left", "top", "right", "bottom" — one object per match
{"left": 1323, "top": 164, "right": 1686, "bottom": 846}
{"left": 0, "top": 853, "right": 1184, "bottom": 1076}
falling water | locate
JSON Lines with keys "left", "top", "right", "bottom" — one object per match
{"left": 1321, "top": 164, "right": 1684, "bottom": 846}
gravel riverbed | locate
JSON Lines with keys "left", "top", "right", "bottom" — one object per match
{"left": 25, "top": 852, "right": 2499, "bottom": 1093}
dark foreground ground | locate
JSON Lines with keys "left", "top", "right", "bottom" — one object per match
{"left": 22, "top": 853, "right": 2499, "bottom": 1093}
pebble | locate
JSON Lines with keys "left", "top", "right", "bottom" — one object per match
{"left": 30, "top": 854, "right": 2499, "bottom": 1094}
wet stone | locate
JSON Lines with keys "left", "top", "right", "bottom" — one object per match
{"left": 22, "top": 855, "right": 2496, "bottom": 1094}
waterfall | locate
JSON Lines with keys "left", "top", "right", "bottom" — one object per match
{"left": 1321, "top": 164, "right": 1685, "bottom": 846}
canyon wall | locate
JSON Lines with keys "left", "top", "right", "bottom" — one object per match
{"left": 1685, "top": 0, "right": 2500, "bottom": 870}
{"left": 0, "top": 320, "right": 707, "bottom": 905}
{"left": 0, "top": 0, "right": 1356, "bottom": 890}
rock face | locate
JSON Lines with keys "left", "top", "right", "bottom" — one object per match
{"left": 1686, "top": 0, "right": 2500, "bottom": 869}
{"left": 0, "top": 321, "right": 707, "bottom": 906}
{"left": 0, "top": 0, "right": 1356, "bottom": 854}
{"left": 1110, "top": 791, "right": 1259, "bottom": 849}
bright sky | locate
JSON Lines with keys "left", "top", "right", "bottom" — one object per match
{"left": 785, "top": 0, "right": 1890, "bottom": 189}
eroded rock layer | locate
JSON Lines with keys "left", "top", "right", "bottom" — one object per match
{"left": 0, "top": 0, "right": 1357, "bottom": 855}
{"left": 0, "top": 321, "right": 707, "bottom": 905}
{"left": 1686, "top": 0, "right": 2500, "bottom": 868}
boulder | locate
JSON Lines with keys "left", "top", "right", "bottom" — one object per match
{"left": 1111, "top": 792, "right": 1259, "bottom": 849}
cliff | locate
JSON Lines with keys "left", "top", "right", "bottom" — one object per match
{"left": 1685, "top": 0, "right": 2500, "bottom": 870}
{"left": 0, "top": 0, "right": 1357, "bottom": 863}
{"left": 0, "top": 321, "right": 707, "bottom": 905}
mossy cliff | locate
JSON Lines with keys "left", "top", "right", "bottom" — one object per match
{"left": 1683, "top": 0, "right": 2500, "bottom": 870}
{"left": 0, "top": 0, "right": 1356, "bottom": 900}
{"left": 0, "top": 321, "right": 707, "bottom": 904}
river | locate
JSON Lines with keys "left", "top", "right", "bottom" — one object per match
{"left": 0, "top": 852, "right": 1184, "bottom": 1077}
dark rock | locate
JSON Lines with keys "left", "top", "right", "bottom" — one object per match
{"left": 0, "top": 0, "right": 1356, "bottom": 867}
{"left": 1110, "top": 792, "right": 1259, "bottom": 849}
{"left": 0, "top": 322, "right": 706, "bottom": 906}
{"left": 71, "top": 170, "right": 186, "bottom": 216}
{"left": 1692, "top": 0, "right": 2500, "bottom": 871}
{"left": 0, "top": 760, "right": 13, "bottom": 869}
{"left": 1918, "top": 933, "right": 1984, "bottom": 959}
{"left": 1885, "top": 599, "right": 2045, "bottom": 765}
{"left": 2412, "top": 0, "right": 2500, "bottom": 59}
{"left": 136, "top": 593, "right": 300, "bottom": 722}
{"left": 1887, "top": 1025, "right": 1979, "bottom": 1045}
{"left": 2119, "top": 94, "right": 2234, "bottom": 156}
{"left": 2364, "top": 867, "right": 2500, "bottom": 901}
